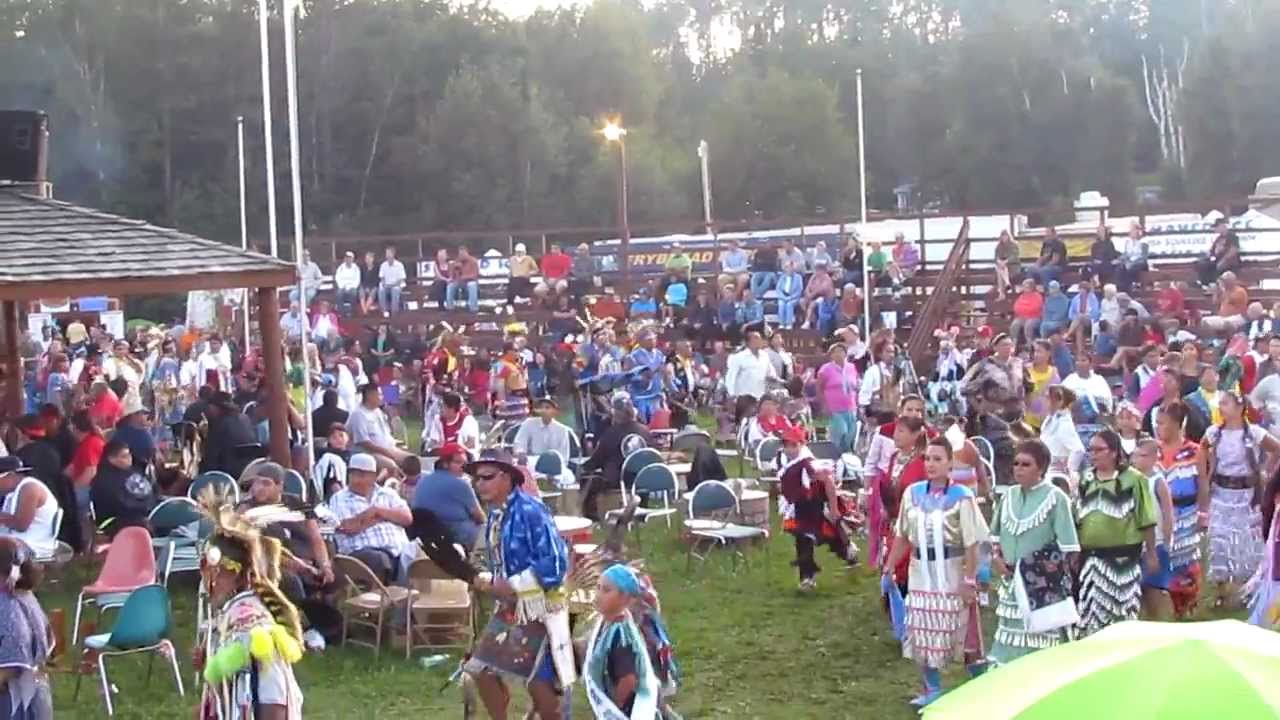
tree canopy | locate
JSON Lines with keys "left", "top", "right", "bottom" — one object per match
{"left": 1, "top": 0, "right": 1277, "bottom": 248}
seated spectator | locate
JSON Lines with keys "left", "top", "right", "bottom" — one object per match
{"left": 1094, "top": 320, "right": 1118, "bottom": 358}
{"left": 310, "top": 299, "right": 342, "bottom": 352}
{"left": 779, "top": 238, "right": 806, "bottom": 274}
{"left": 682, "top": 286, "right": 717, "bottom": 344}
{"left": 806, "top": 240, "right": 833, "bottom": 272}
{"left": 1062, "top": 353, "right": 1114, "bottom": 415}
{"left": 548, "top": 294, "right": 580, "bottom": 337}
{"left": 411, "top": 443, "right": 485, "bottom": 550}
{"left": 661, "top": 269, "right": 689, "bottom": 325}
{"left": 814, "top": 292, "right": 840, "bottom": 337}
{"left": 1067, "top": 278, "right": 1101, "bottom": 345}
{"left": 803, "top": 261, "right": 835, "bottom": 329}
{"left": 1008, "top": 278, "right": 1045, "bottom": 349}
{"left": 865, "top": 240, "right": 888, "bottom": 287}
{"left": 569, "top": 243, "right": 601, "bottom": 299}
{"left": 535, "top": 244, "right": 573, "bottom": 304}
{"left": 1039, "top": 280, "right": 1070, "bottom": 338}
{"left": 281, "top": 302, "right": 306, "bottom": 344}
{"left": 776, "top": 262, "right": 805, "bottom": 330}
{"left": 422, "top": 391, "right": 480, "bottom": 456}
{"left": 446, "top": 246, "right": 481, "bottom": 314}
{"left": 1244, "top": 302, "right": 1278, "bottom": 342}
{"left": 360, "top": 250, "right": 381, "bottom": 315}
{"left": 717, "top": 239, "right": 751, "bottom": 293}
{"left": 430, "top": 248, "right": 452, "bottom": 310}
{"left": 886, "top": 232, "right": 921, "bottom": 298}
{"left": 1117, "top": 292, "right": 1149, "bottom": 319}
{"left": 333, "top": 251, "right": 362, "bottom": 316}
{"left": 1155, "top": 280, "right": 1189, "bottom": 329}
{"left": 347, "top": 383, "right": 411, "bottom": 475}
{"left": 377, "top": 246, "right": 407, "bottom": 317}
{"left": 239, "top": 461, "right": 336, "bottom": 646}
{"left": 716, "top": 284, "right": 739, "bottom": 340}
{"left": 328, "top": 453, "right": 412, "bottom": 584}
{"left": 579, "top": 396, "right": 652, "bottom": 520}
{"left": 838, "top": 237, "right": 863, "bottom": 287}
{"left": 113, "top": 396, "right": 158, "bottom": 473}
{"left": 513, "top": 397, "right": 575, "bottom": 460}
{"left": 200, "top": 392, "right": 260, "bottom": 479}
{"left": 629, "top": 286, "right": 658, "bottom": 320}
{"left": 1099, "top": 283, "right": 1121, "bottom": 327}
{"left": 1202, "top": 271, "right": 1249, "bottom": 336}
{"left": 90, "top": 439, "right": 158, "bottom": 539}
{"left": 365, "top": 322, "right": 398, "bottom": 380}
{"left": 0, "top": 456, "right": 60, "bottom": 558}
{"left": 735, "top": 288, "right": 765, "bottom": 331}
{"left": 1195, "top": 217, "right": 1241, "bottom": 291}
{"left": 1046, "top": 328, "right": 1076, "bottom": 379}
{"left": 313, "top": 422, "right": 351, "bottom": 500}
{"left": 1118, "top": 220, "right": 1149, "bottom": 290}
{"left": 1026, "top": 226, "right": 1068, "bottom": 286}
{"left": 994, "top": 229, "right": 1021, "bottom": 301}
{"left": 749, "top": 241, "right": 780, "bottom": 298}
{"left": 665, "top": 242, "right": 693, "bottom": 282}
{"left": 744, "top": 395, "right": 797, "bottom": 448}
{"left": 1109, "top": 308, "right": 1147, "bottom": 368}
{"left": 290, "top": 249, "right": 323, "bottom": 306}
{"left": 1084, "top": 224, "right": 1119, "bottom": 287}
{"left": 507, "top": 243, "right": 539, "bottom": 308}
{"left": 311, "top": 389, "right": 348, "bottom": 439}
{"left": 833, "top": 283, "right": 862, "bottom": 331}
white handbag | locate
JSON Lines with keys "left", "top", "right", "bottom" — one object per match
{"left": 1013, "top": 560, "right": 1080, "bottom": 633}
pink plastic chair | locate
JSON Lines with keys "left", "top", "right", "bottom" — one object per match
{"left": 72, "top": 526, "right": 157, "bottom": 645}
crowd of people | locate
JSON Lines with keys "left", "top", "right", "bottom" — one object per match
{"left": 4, "top": 214, "right": 1280, "bottom": 717}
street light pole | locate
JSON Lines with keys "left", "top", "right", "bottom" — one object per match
{"left": 856, "top": 68, "right": 871, "bottom": 338}
{"left": 602, "top": 120, "right": 630, "bottom": 298}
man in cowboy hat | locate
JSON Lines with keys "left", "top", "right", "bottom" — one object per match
{"left": 464, "top": 448, "right": 574, "bottom": 719}
{"left": 113, "top": 394, "right": 158, "bottom": 473}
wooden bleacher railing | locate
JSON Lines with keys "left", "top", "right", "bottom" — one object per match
{"left": 905, "top": 218, "right": 970, "bottom": 368}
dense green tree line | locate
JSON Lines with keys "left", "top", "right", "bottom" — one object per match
{"left": 1, "top": 0, "right": 1278, "bottom": 249}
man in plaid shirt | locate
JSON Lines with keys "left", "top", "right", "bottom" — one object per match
{"left": 327, "top": 453, "right": 412, "bottom": 583}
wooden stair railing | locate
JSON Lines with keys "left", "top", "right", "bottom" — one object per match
{"left": 905, "top": 218, "right": 970, "bottom": 368}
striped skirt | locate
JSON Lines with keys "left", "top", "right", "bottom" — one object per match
{"left": 1208, "top": 486, "right": 1263, "bottom": 585}
{"left": 989, "top": 580, "right": 1070, "bottom": 666}
{"left": 1076, "top": 548, "right": 1142, "bottom": 638}
{"left": 902, "top": 589, "right": 981, "bottom": 669}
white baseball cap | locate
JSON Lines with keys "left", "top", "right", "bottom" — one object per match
{"left": 348, "top": 453, "right": 378, "bottom": 474}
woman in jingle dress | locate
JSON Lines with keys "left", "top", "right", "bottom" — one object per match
{"left": 883, "top": 437, "right": 989, "bottom": 708}
{"left": 988, "top": 439, "right": 1080, "bottom": 665}
{"left": 582, "top": 564, "right": 679, "bottom": 719}
{"left": 1154, "top": 402, "right": 1205, "bottom": 617}
{"left": 1075, "top": 429, "right": 1160, "bottom": 637}
{"left": 1198, "top": 391, "right": 1280, "bottom": 608}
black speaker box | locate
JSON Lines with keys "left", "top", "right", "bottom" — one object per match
{"left": 0, "top": 110, "right": 49, "bottom": 183}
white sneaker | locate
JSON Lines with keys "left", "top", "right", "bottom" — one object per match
{"left": 303, "top": 629, "right": 326, "bottom": 652}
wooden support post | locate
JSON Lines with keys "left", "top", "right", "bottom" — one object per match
{"left": 257, "top": 287, "right": 291, "bottom": 465}
{"left": 1, "top": 301, "right": 21, "bottom": 417}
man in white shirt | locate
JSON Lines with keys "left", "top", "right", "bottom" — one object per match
{"left": 725, "top": 331, "right": 779, "bottom": 419}
{"left": 291, "top": 249, "right": 323, "bottom": 307}
{"left": 280, "top": 302, "right": 306, "bottom": 343}
{"left": 327, "top": 453, "right": 412, "bottom": 583}
{"left": 512, "top": 398, "right": 577, "bottom": 487}
{"left": 195, "top": 334, "right": 232, "bottom": 392}
{"left": 347, "top": 383, "right": 410, "bottom": 474}
{"left": 1062, "top": 353, "right": 1113, "bottom": 414}
{"left": 421, "top": 392, "right": 481, "bottom": 455}
{"left": 378, "top": 246, "right": 407, "bottom": 317}
{"left": 333, "top": 250, "right": 362, "bottom": 316}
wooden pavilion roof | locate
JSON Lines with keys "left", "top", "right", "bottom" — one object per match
{"left": 0, "top": 190, "right": 295, "bottom": 300}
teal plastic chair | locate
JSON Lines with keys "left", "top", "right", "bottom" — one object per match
{"left": 187, "top": 471, "right": 239, "bottom": 503}
{"left": 283, "top": 469, "right": 308, "bottom": 502}
{"left": 74, "top": 584, "right": 184, "bottom": 716}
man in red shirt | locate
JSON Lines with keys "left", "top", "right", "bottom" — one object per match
{"left": 535, "top": 244, "right": 572, "bottom": 305}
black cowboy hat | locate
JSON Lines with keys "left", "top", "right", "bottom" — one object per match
{"left": 463, "top": 449, "right": 525, "bottom": 485}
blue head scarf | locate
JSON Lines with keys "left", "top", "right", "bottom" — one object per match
{"left": 602, "top": 564, "right": 642, "bottom": 596}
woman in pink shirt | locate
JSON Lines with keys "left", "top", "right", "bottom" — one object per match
{"left": 817, "top": 343, "right": 860, "bottom": 453}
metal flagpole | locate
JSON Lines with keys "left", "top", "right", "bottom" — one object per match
{"left": 699, "top": 140, "right": 717, "bottom": 270}
{"left": 257, "top": 0, "right": 280, "bottom": 259}
{"left": 857, "top": 68, "right": 871, "bottom": 338}
{"left": 283, "top": 0, "right": 315, "bottom": 467}
{"left": 237, "top": 116, "right": 252, "bottom": 357}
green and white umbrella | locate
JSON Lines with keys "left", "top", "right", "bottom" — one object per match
{"left": 924, "top": 620, "right": 1280, "bottom": 719}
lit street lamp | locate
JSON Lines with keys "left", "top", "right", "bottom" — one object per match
{"left": 600, "top": 120, "right": 630, "bottom": 297}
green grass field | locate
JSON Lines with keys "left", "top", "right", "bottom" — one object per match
{"left": 43, "top": 406, "right": 1247, "bottom": 718}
